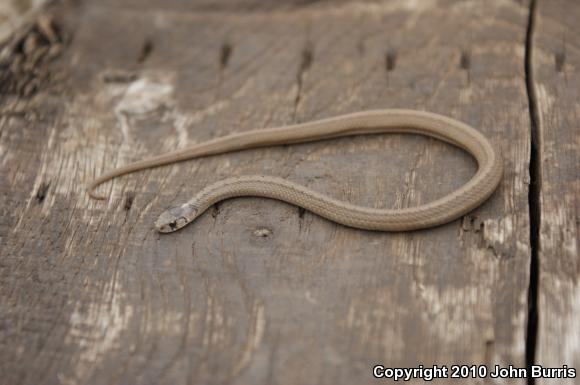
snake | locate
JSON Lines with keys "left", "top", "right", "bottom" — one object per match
{"left": 87, "top": 109, "right": 503, "bottom": 233}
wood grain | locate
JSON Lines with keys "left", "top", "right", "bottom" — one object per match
{"left": 1, "top": 1, "right": 534, "bottom": 384}
{"left": 531, "top": 1, "right": 579, "bottom": 383}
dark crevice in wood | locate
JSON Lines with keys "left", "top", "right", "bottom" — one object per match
{"left": 524, "top": 1, "right": 540, "bottom": 383}
{"left": 293, "top": 44, "right": 313, "bottom": 120}
{"left": 211, "top": 202, "right": 221, "bottom": 218}
{"left": 460, "top": 50, "right": 470, "bottom": 70}
{"left": 219, "top": 42, "right": 232, "bottom": 70}
{"left": 300, "top": 46, "right": 313, "bottom": 73}
{"left": 101, "top": 69, "right": 138, "bottom": 83}
{"left": 554, "top": 51, "right": 565, "bottom": 72}
{"left": 297, "top": 207, "right": 306, "bottom": 232}
{"left": 124, "top": 192, "right": 135, "bottom": 210}
{"left": 298, "top": 207, "right": 306, "bottom": 219}
{"left": 385, "top": 50, "right": 396, "bottom": 71}
{"left": 384, "top": 49, "right": 396, "bottom": 86}
{"left": 460, "top": 50, "right": 471, "bottom": 84}
{"left": 137, "top": 38, "right": 153, "bottom": 63}
{"left": 484, "top": 338, "right": 495, "bottom": 367}
{"left": 36, "top": 181, "right": 50, "bottom": 203}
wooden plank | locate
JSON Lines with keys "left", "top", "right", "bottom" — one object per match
{"left": 531, "top": 1, "right": 580, "bottom": 382}
{"left": 0, "top": 1, "right": 533, "bottom": 384}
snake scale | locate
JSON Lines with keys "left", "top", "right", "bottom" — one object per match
{"left": 87, "top": 109, "right": 503, "bottom": 233}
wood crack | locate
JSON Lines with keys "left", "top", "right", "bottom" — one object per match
{"left": 293, "top": 42, "right": 313, "bottom": 121}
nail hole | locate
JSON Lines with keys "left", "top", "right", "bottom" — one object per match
{"left": 385, "top": 50, "right": 397, "bottom": 72}
{"left": 138, "top": 38, "right": 153, "bottom": 63}
{"left": 124, "top": 191, "right": 135, "bottom": 210}
{"left": 460, "top": 50, "right": 470, "bottom": 70}
{"left": 555, "top": 52, "right": 565, "bottom": 72}
{"left": 220, "top": 42, "right": 232, "bottom": 69}
{"left": 36, "top": 182, "right": 50, "bottom": 203}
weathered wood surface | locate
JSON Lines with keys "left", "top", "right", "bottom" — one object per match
{"left": 0, "top": 1, "right": 536, "bottom": 384}
{"left": 531, "top": 1, "right": 579, "bottom": 383}
{"left": 0, "top": 0, "right": 48, "bottom": 42}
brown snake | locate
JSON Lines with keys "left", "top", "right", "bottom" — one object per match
{"left": 87, "top": 109, "right": 503, "bottom": 233}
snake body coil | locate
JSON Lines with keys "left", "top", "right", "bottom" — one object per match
{"left": 87, "top": 110, "right": 503, "bottom": 233}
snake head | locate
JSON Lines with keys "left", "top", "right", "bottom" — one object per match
{"left": 155, "top": 204, "right": 198, "bottom": 233}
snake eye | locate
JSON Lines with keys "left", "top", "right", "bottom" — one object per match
{"left": 169, "top": 221, "right": 177, "bottom": 230}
